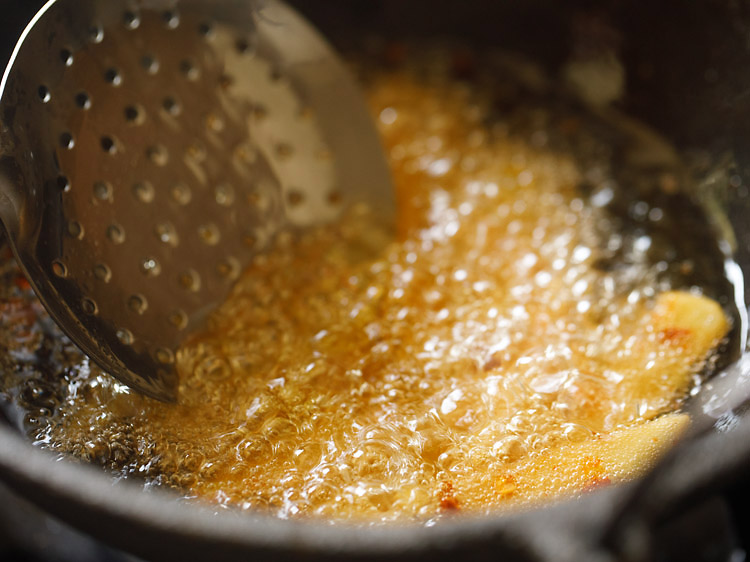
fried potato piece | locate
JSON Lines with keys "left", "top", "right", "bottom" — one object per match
{"left": 459, "top": 291, "right": 726, "bottom": 511}
{"left": 651, "top": 291, "right": 729, "bottom": 358}
{"left": 617, "top": 290, "right": 729, "bottom": 422}
{"left": 447, "top": 292, "right": 728, "bottom": 513}
{"left": 475, "top": 413, "right": 690, "bottom": 508}
{"left": 562, "top": 290, "right": 729, "bottom": 432}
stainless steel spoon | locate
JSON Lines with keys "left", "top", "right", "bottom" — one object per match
{"left": 0, "top": 0, "right": 393, "bottom": 401}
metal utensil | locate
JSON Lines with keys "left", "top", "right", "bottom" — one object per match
{"left": 0, "top": 0, "right": 393, "bottom": 402}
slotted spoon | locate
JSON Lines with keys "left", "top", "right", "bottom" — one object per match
{"left": 0, "top": 0, "right": 393, "bottom": 401}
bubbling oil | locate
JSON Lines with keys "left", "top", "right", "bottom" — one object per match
{"left": 0, "top": 45, "right": 731, "bottom": 522}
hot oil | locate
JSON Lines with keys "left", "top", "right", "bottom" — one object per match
{"left": 0, "top": 45, "right": 737, "bottom": 522}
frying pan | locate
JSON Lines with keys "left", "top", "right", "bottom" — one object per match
{"left": 3, "top": 1, "right": 750, "bottom": 560}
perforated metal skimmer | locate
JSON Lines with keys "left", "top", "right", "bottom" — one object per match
{"left": 0, "top": 0, "right": 393, "bottom": 401}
